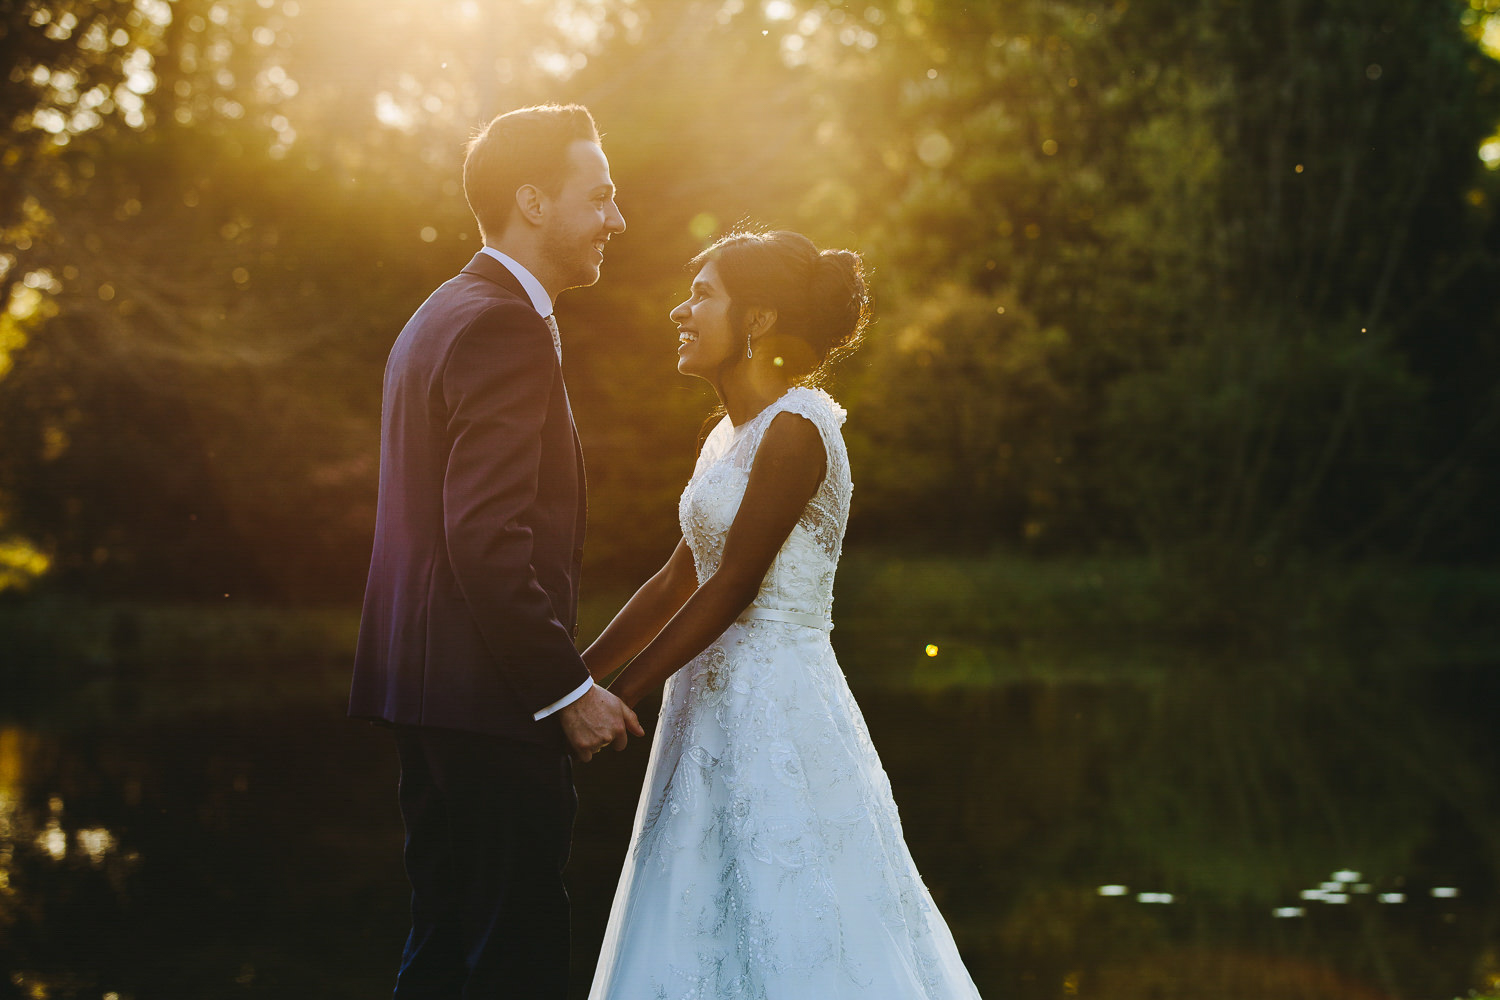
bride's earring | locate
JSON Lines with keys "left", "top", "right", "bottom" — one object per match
{"left": 746, "top": 332, "right": 753, "bottom": 360}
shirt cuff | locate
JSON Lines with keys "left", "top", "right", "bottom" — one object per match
{"left": 533, "top": 676, "right": 594, "bottom": 721}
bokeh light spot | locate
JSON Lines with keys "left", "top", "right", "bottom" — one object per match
{"left": 916, "top": 131, "right": 953, "bottom": 168}
{"left": 689, "top": 212, "right": 719, "bottom": 241}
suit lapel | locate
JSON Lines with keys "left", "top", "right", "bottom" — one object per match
{"left": 572, "top": 408, "right": 587, "bottom": 494}
{"left": 561, "top": 383, "right": 587, "bottom": 493}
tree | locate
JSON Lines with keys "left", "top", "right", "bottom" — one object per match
{"left": 3, "top": 0, "right": 1499, "bottom": 600}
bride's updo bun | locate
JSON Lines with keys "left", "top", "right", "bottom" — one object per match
{"left": 808, "top": 248, "right": 869, "bottom": 368}
{"left": 691, "top": 228, "right": 870, "bottom": 380}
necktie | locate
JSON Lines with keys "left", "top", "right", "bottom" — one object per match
{"left": 543, "top": 313, "right": 562, "bottom": 362}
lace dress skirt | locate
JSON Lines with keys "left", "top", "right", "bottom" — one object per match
{"left": 588, "top": 618, "right": 984, "bottom": 999}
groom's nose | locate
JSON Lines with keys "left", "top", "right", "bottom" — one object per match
{"left": 605, "top": 199, "right": 626, "bottom": 234}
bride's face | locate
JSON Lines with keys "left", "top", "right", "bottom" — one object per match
{"left": 671, "top": 262, "right": 738, "bottom": 378}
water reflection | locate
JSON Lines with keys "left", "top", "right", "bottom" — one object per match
{"left": 76, "top": 827, "right": 116, "bottom": 866}
{"left": 35, "top": 803, "right": 67, "bottom": 861}
{"left": 0, "top": 640, "right": 1494, "bottom": 999}
{"left": 0, "top": 718, "right": 405, "bottom": 1000}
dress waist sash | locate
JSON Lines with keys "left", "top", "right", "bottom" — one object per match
{"left": 736, "top": 606, "right": 834, "bottom": 632}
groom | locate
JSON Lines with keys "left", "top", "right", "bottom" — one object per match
{"left": 350, "top": 104, "right": 641, "bottom": 997}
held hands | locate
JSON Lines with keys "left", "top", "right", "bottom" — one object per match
{"left": 557, "top": 684, "right": 645, "bottom": 763}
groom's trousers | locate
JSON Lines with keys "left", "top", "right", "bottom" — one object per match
{"left": 391, "top": 726, "right": 576, "bottom": 1000}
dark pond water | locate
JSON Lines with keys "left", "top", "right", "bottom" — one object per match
{"left": 2, "top": 646, "right": 1497, "bottom": 999}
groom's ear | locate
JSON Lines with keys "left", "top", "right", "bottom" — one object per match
{"left": 514, "top": 183, "right": 546, "bottom": 226}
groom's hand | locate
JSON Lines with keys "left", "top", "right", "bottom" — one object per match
{"left": 558, "top": 684, "right": 645, "bottom": 762}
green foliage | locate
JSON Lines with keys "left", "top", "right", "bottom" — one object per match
{"left": 1101, "top": 314, "right": 1429, "bottom": 554}
{"left": 848, "top": 284, "right": 1074, "bottom": 544}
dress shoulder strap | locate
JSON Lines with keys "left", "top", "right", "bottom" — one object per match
{"left": 736, "top": 387, "right": 850, "bottom": 481}
{"left": 770, "top": 386, "right": 847, "bottom": 434}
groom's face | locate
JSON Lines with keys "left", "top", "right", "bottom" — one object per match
{"left": 538, "top": 140, "right": 626, "bottom": 291}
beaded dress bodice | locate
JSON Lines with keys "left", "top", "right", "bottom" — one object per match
{"left": 678, "top": 387, "right": 850, "bottom": 620}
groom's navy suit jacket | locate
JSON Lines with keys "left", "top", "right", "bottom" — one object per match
{"left": 350, "top": 251, "right": 590, "bottom": 748}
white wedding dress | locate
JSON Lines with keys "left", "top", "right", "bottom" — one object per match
{"left": 589, "top": 387, "right": 983, "bottom": 999}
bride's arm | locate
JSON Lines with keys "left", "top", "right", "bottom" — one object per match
{"left": 609, "top": 412, "right": 826, "bottom": 709}
{"left": 582, "top": 539, "right": 698, "bottom": 682}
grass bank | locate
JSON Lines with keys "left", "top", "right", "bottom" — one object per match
{"left": 825, "top": 550, "right": 1500, "bottom": 690}
{"left": 3, "top": 550, "right": 1496, "bottom": 720}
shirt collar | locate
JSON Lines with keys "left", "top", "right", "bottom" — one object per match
{"left": 478, "top": 246, "right": 553, "bottom": 318}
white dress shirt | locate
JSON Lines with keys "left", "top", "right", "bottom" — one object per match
{"left": 477, "top": 246, "right": 594, "bottom": 721}
{"left": 479, "top": 246, "right": 554, "bottom": 317}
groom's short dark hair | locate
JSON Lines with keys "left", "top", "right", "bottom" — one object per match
{"left": 463, "top": 104, "right": 601, "bottom": 242}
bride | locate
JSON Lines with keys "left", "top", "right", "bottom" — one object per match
{"left": 585, "top": 229, "right": 983, "bottom": 998}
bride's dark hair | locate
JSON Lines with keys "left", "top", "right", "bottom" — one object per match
{"left": 690, "top": 228, "right": 870, "bottom": 384}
